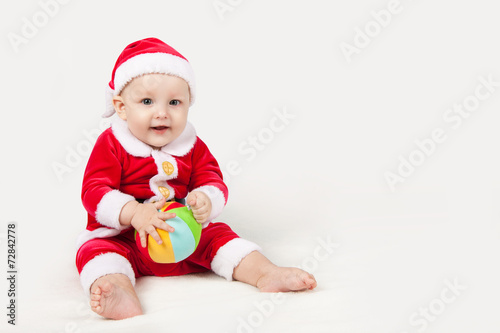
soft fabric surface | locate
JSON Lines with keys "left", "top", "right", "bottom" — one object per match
{"left": 5, "top": 197, "right": 500, "bottom": 332}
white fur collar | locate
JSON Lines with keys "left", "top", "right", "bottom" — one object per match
{"left": 110, "top": 116, "right": 197, "bottom": 157}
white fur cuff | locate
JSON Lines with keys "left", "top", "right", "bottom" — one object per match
{"left": 95, "top": 189, "right": 135, "bottom": 230}
{"left": 79, "top": 253, "right": 136, "bottom": 295}
{"left": 211, "top": 238, "right": 262, "bottom": 281}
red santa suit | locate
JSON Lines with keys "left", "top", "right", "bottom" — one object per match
{"left": 76, "top": 117, "right": 261, "bottom": 292}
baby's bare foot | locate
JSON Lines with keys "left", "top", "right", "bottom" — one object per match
{"left": 256, "top": 267, "right": 317, "bottom": 292}
{"left": 90, "top": 274, "right": 142, "bottom": 320}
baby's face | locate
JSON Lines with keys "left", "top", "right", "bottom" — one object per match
{"left": 114, "top": 74, "right": 190, "bottom": 148}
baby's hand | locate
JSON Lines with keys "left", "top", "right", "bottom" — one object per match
{"left": 122, "top": 198, "right": 176, "bottom": 248}
{"left": 186, "top": 191, "right": 212, "bottom": 224}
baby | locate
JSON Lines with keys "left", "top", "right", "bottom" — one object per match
{"left": 76, "top": 37, "right": 317, "bottom": 320}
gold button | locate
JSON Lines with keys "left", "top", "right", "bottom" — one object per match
{"left": 162, "top": 161, "right": 174, "bottom": 175}
{"left": 158, "top": 186, "right": 170, "bottom": 198}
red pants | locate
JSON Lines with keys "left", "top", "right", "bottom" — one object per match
{"left": 76, "top": 222, "right": 260, "bottom": 292}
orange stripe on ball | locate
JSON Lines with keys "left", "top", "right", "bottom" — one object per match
{"left": 148, "top": 229, "right": 175, "bottom": 263}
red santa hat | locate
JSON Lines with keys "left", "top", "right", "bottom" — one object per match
{"left": 103, "top": 37, "right": 196, "bottom": 118}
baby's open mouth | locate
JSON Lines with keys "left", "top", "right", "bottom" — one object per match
{"left": 151, "top": 126, "right": 168, "bottom": 130}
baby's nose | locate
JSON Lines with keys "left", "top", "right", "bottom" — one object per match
{"left": 155, "top": 106, "right": 168, "bottom": 118}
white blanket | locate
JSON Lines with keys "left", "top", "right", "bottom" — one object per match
{"left": 5, "top": 198, "right": 500, "bottom": 332}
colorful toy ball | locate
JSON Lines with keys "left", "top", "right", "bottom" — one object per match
{"left": 135, "top": 201, "right": 202, "bottom": 264}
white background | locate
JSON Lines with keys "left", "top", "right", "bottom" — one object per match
{"left": 1, "top": 0, "right": 500, "bottom": 332}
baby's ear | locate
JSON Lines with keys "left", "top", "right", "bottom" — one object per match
{"left": 112, "top": 95, "right": 127, "bottom": 120}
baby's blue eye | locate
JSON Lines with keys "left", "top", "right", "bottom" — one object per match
{"left": 142, "top": 98, "right": 152, "bottom": 105}
{"left": 170, "top": 100, "right": 180, "bottom": 106}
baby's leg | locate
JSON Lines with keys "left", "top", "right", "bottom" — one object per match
{"left": 198, "top": 224, "right": 317, "bottom": 292}
{"left": 233, "top": 251, "right": 317, "bottom": 292}
{"left": 90, "top": 273, "right": 142, "bottom": 320}
{"left": 77, "top": 235, "right": 144, "bottom": 320}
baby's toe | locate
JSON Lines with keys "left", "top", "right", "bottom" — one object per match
{"left": 306, "top": 277, "right": 317, "bottom": 289}
{"left": 301, "top": 273, "right": 317, "bottom": 289}
{"left": 91, "top": 286, "right": 102, "bottom": 296}
{"left": 92, "top": 305, "right": 103, "bottom": 314}
{"left": 90, "top": 301, "right": 104, "bottom": 314}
